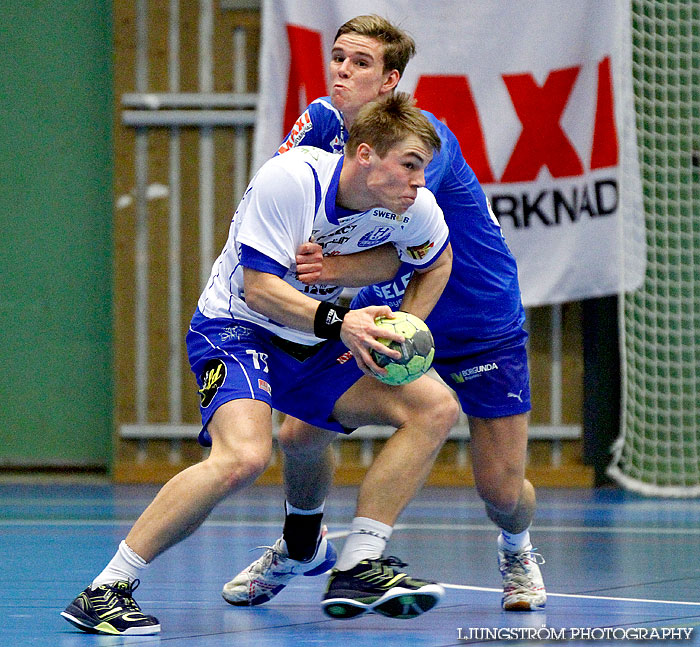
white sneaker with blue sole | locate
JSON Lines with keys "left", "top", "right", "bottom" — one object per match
{"left": 222, "top": 526, "right": 337, "bottom": 606}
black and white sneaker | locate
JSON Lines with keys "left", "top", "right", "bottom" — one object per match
{"left": 61, "top": 579, "right": 160, "bottom": 635}
{"left": 321, "top": 556, "right": 444, "bottom": 619}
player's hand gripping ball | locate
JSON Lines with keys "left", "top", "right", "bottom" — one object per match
{"left": 369, "top": 312, "right": 435, "bottom": 385}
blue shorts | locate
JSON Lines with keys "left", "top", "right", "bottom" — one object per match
{"left": 350, "top": 288, "right": 530, "bottom": 419}
{"left": 186, "top": 310, "right": 364, "bottom": 446}
{"left": 433, "top": 342, "right": 531, "bottom": 418}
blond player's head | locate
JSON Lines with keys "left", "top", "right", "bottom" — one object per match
{"left": 345, "top": 92, "right": 440, "bottom": 159}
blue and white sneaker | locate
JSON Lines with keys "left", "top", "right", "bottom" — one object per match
{"left": 222, "top": 526, "right": 337, "bottom": 605}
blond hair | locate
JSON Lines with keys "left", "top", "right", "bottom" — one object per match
{"left": 346, "top": 92, "right": 441, "bottom": 158}
{"left": 334, "top": 14, "right": 416, "bottom": 76}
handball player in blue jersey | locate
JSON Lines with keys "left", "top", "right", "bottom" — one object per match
{"left": 224, "top": 15, "right": 546, "bottom": 613}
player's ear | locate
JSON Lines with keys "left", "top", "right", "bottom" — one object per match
{"left": 380, "top": 69, "right": 401, "bottom": 95}
{"left": 356, "top": 142, "right": 373, "bottom": 166}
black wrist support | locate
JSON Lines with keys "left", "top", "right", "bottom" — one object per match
{"left": 313, "top": 301, "right": 350, "bottom": 339}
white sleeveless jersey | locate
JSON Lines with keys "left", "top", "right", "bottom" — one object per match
{"left": 197, "top": 147, "right": 449, "bottom": 345}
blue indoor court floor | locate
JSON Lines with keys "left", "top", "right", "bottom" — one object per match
{"left": 2, "top": 480, "right": 700, "bottom": 646}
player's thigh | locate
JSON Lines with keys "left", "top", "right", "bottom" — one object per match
{"left": 468, "top": 413, "right": 529, "bottom": 484}
{"left": 207, "top": 398, "right": 274, "bottom": 467}
{"left": 332, "top": 373, "right": 457, "bottom": 430}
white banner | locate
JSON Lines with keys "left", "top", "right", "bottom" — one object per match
{"left": 254, "top": 0, "right": 644, "bottom": 306}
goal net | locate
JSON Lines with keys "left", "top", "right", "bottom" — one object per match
{"left": 608, "top": 1, "right": 700, "bottom": 495}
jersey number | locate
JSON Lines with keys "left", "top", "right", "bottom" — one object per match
{"left": 246, "top": 350, "right": 269, "bottom": 373}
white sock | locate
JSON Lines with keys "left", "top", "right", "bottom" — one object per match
{"left": 91, "top": 540, "right": 148, "bottom": 589}
{"left": 335, "top": 517, "right": 393, "bottom": 571}
{"left": 285, "top": 500, "right": 325, "bottom": 515}
{"left": 498, "top": 528, "right": 531, "bottom": 553}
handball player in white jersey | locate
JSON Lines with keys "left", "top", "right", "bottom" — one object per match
{"left": 60, "top": 93, "right": 456, "bottom": 635}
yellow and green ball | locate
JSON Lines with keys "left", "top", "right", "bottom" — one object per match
{"left": 369, "top": 312, "right": 435, "bottom": 386}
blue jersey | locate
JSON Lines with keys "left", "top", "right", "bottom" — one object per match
{"left": 280, "top": 98, "right": 526, "bottom": 357}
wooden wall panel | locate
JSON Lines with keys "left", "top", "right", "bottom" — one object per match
{"left": 112, "top": 2, "right": 590, "bottom": 486}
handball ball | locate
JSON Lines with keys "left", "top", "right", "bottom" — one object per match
{"left": 369, "top": 312, "right": 435, "bottom": 386}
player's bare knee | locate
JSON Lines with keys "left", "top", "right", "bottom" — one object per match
{"left": 210, "top": 444, "right": 271, "bottom": 491}
{"left": 278, "top": 418, "right": 332, "bottom": 458}
{"left": 425, "top": 391, "right": 460, "bottom": 439}
{"left": 228, "top": 450, "right": 270, "bottom": 489}
{"left": 405, "top": 390, "right": 458, "bottom": 449}
{"left": 477, "top": 477, "right": 523, "bottom": 516}
{"left": 484, "top": 491, "right": 520, "bottom": 517}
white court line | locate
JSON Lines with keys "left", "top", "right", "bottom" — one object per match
{"left": 4, "top": 496, "right": 700, "bottom": 511}
{"left": 3, "top": 520, "right": 700, "bottom": 536}
{"left": 0, "top": 519, "right": 286, "bottom": 527}
{"left": 372, "top": 523, "right": 700, "bottom": 536}
{"left": 440, "top": 583, "right": 700, "bottom": 608}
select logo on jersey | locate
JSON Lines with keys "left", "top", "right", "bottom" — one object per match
{"left": 371, "top": 208, "right": 410, "bottom": 225}
{"left": 278, "top": 110, "right": 312, "bottom": 154}
{"left": 336, "top": 350, "right": 353, "bottom": 364}
{"left": 450, "top": 362, "right": 499, "bottom": 383}
{"left": 372, "top": 270, "right": 413, "bottom": 305}
{"left": 198, "top": 359, "right": 226, "bottom": 407}
{"left": 407, "top": 239, "right": 435, "bottom": 260}
{"left": 358, "top": 227, "right": 394, "bottom": 248}
{"left": 258, "top": 379, "right": 271, "bottom": 395}
{"left": 316, "top": 223, "right": 358, "bottom": 248}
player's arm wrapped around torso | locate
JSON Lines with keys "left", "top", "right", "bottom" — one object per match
{"left": 383, "top": 188, "right": 452, "bottom": 321}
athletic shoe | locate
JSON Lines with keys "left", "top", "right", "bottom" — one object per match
{"left": 222, "top": 526, "right": 337, "bottom": 606}
{"left": 321, "top": 556, "right": 444, "bottom": 619}
{"left": 61, "top": 579, "right": 160, "bottom": 635}
{"left": 498, "top": 544, "right": 547, "bottom": 611}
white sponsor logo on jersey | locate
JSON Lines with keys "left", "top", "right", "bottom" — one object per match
{"left": 371, "top": 208, "right": 411, "bottom": 225}
{"left": 358, "top": 227, "right": 394, "bottom": 247}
